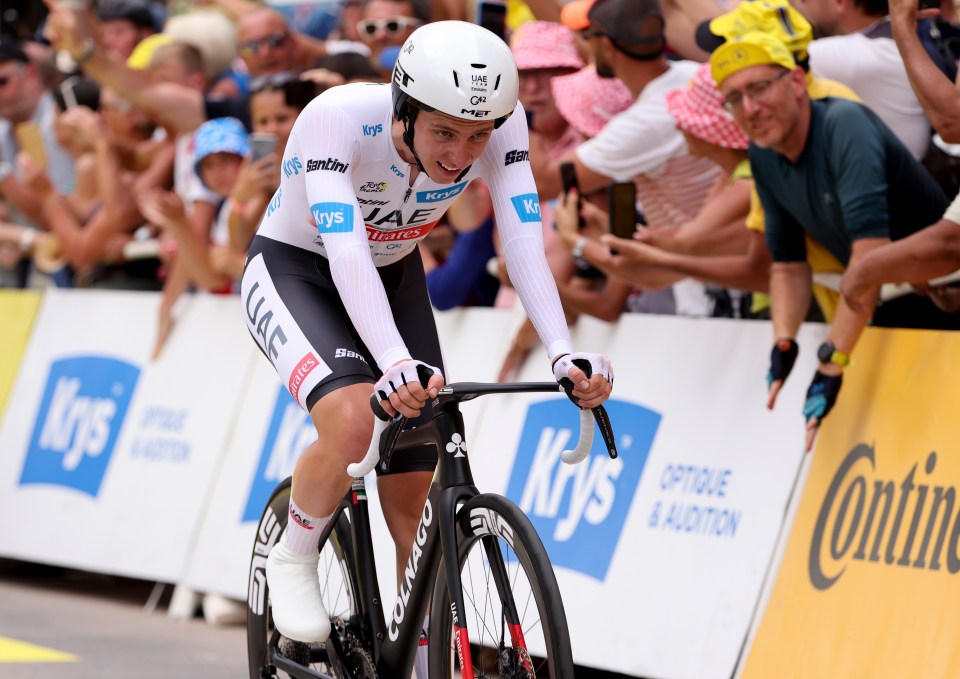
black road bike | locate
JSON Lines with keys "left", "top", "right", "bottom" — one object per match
{"left": 247, "top": 376, "right": 617, "bottom": 679}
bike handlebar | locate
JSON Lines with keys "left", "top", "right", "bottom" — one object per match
{"left": 348, "top": 380, "right": 618, "bottom": 478}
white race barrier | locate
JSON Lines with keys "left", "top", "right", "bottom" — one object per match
{"left": 0, "top": 290, "right": 255, "bottom": 582}
{"left": 0, "top": 290, "right": 829, "bottom": 678}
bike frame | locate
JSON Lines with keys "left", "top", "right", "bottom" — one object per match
{"left": 267, "top": 381, "right": 563, "bottom": 679}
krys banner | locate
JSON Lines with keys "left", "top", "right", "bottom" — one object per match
{"left": 741, "top": 327, "right": 960, "bottom": 679}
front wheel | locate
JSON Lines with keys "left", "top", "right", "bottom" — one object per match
{"left": 246, "top": 478, "right": 360, "bottom": 679}
{"left": 428, "top": 493, "right": 574, "bottom": 678}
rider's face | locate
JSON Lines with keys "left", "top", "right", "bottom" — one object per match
{"left": 411, "top": 110, "right": 496, "bottom": 184}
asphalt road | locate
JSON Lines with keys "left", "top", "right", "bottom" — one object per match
{"left": 0, "top": 558, "right": 635, "bottom": 679}
{"left": 0, "top": 559, "right": 247, "bottom": 679}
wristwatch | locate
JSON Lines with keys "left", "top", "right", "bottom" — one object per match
{"left": 817, "top": 340, "right": 851, "bottom": 368}
{"left": 571, "top": 235, "right": 588, "bottom": 260}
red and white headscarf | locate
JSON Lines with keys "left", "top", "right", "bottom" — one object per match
{"left": 550, "top": 64, "right": 635, "bottom": 138}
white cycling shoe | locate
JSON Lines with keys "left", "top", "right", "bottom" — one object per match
{"left": 266, "top": 541, "right": 332, "bottom": 643}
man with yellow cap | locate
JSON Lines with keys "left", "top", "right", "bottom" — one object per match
{"left": 711, "top": 31, "right": 955, "bottom": 452}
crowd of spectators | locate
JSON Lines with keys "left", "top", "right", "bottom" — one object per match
{"left": 3, "top": 0, "right": 960, "bottom": 417}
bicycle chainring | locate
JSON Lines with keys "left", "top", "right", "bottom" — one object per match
{"left": 344, "top": 646, "right": 377, "bottom": 679}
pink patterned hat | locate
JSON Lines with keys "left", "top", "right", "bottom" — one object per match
{"left": 550, "top": 64, "right": 635, "bottom": 138}
{"left": 510, "top": 21, "right": 584, "bottom": 71}
{"left": 665, "top": 62, "right": 749, "bottom": 150}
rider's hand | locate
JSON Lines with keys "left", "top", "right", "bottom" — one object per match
{"left": 803, "top": 369, "right": 844, "bottom": 452}
{"left": 375, "top": 359, "right": 444, "bottom": 418}
{"left": 766, "top": 338, "right": 798, "bottom": 410}
{"left": 552, "top": 352, "right": 613, "bottom": 409}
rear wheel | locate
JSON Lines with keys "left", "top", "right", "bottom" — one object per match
{"left": 428, "top": 493, "right": 574, "bottom": 678}
{"left": 246, "top": 478, "right": 360, "bottom": 678}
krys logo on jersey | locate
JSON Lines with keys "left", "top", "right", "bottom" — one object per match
{"left": 505, "top": 399, "right": 660, "bottom": 580}
{"left": 808, "top": 442, "right": 960, "bottom": 591}
{"left": 19, "top": 356, "right": 140, "bottom": 497}
{"left": 510, "top": 193, "right": 541, "bottom": 223}
{"left": 242, "top": 385, "right": 315, "bottom": 522}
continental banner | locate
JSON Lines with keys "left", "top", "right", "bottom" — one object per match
{"left": 0, "top": 290, "right": 41, "bottom": 422}
{"left": 740, "top": 326, "right": 960, "bottom": 679}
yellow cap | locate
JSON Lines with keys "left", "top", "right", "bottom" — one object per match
{"left": 708, "top": 0, "right": 812, "bottom": 61}
{"left": 710, "top": 31, "right": 796, "bottom": 86}
{"left": 126, "top": 33, "right": 173, "bottom": 70}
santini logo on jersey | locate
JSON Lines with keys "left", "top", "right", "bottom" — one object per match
{"left": 504, "top": 149, "right": 529, "bottom": 165}
{"left": 416, "top": 183, "right": 467, "bottom": 203}
{"left": 310, "top": 202, "right": 354, "bottom": 233}
{"left": 510, "top": 193, "right": 541, "bottom": 223}
{"left": 306, "top": 157, "right": 350, "bottom": 174}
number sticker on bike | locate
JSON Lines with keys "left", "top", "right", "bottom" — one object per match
{"left": 468, "top": 507, "right": 514, "bottom": 548}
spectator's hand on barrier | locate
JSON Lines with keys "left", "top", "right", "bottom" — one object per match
{"left": 552, "top": 352, "right": 613, "bottom": 409}
{"left": 374, "top": 360, "right": 445, "bottom": 418}
{"left": 766, "top": 338, "right": 798, "bottom": 410}
{"left": 839, "top": 259, "right": 879, "bottom": 314}
{"left": 803, "top": 368, "right": 844, "bottom": 452}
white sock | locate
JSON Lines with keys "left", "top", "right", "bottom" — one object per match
{"left": 282, "top": 497, "right": 330, "bottom": 556}
{"left": 413, "top": 614, "right": 429, "bottom": 679}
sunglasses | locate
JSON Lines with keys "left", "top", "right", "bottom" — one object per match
{"left": 356, "top": 16, "right": 421, "bottom": 37}
{"left": 238, "top": 32, "right": 290, "bottom": 55}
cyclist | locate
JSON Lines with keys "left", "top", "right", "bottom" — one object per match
{"left": 240, "top": 20, "right": 614, "bottom": 644}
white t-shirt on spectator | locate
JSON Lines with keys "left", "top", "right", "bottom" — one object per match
{"left": 809, "top": 31, "right": 931, "bottom": 160}
{"left": 575, "top": 60, "right": 720, "bottom": 317}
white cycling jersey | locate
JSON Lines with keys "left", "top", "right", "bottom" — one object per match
{"left": 255, "top": 82, "right": 573, "bottom": 371}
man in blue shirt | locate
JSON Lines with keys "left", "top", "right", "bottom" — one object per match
{"left": 710, "top": 31, "right": 951, "bottom": 451}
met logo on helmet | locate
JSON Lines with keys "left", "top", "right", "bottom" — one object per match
{"left": 460, "top": 108, "right": 491, "bottom": 118}
{"left": 310, "top": 202, "right": 354, "bottom": 233}
{"left": 510, "top": 193, "right": 541, "bottom": 223}
{"left": 20, "top": 356, "right": 140, "bottom": 497}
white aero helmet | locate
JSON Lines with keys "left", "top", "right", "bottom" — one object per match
{"left": 391, "top": 20, "right": 519, "bottom": 129}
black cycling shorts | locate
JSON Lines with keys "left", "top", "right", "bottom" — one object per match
{"left": 242, "top": 235, "right": 444, "bottom": 475}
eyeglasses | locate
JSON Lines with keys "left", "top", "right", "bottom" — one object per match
{"left": 356, "top": 16, "right": 421, "bottom": 37}
{"left": 238, "top": 32, "right": 290, "bottom": 55}
{"left": 721, "top": 70, "right": 790, "bottom": 113}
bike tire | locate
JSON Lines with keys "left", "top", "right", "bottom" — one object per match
{"left": 428, "top": 493, "right": 575, "bottom": 678}
{"left": 246, "top": 477, "right": 360, "bottom": 679}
